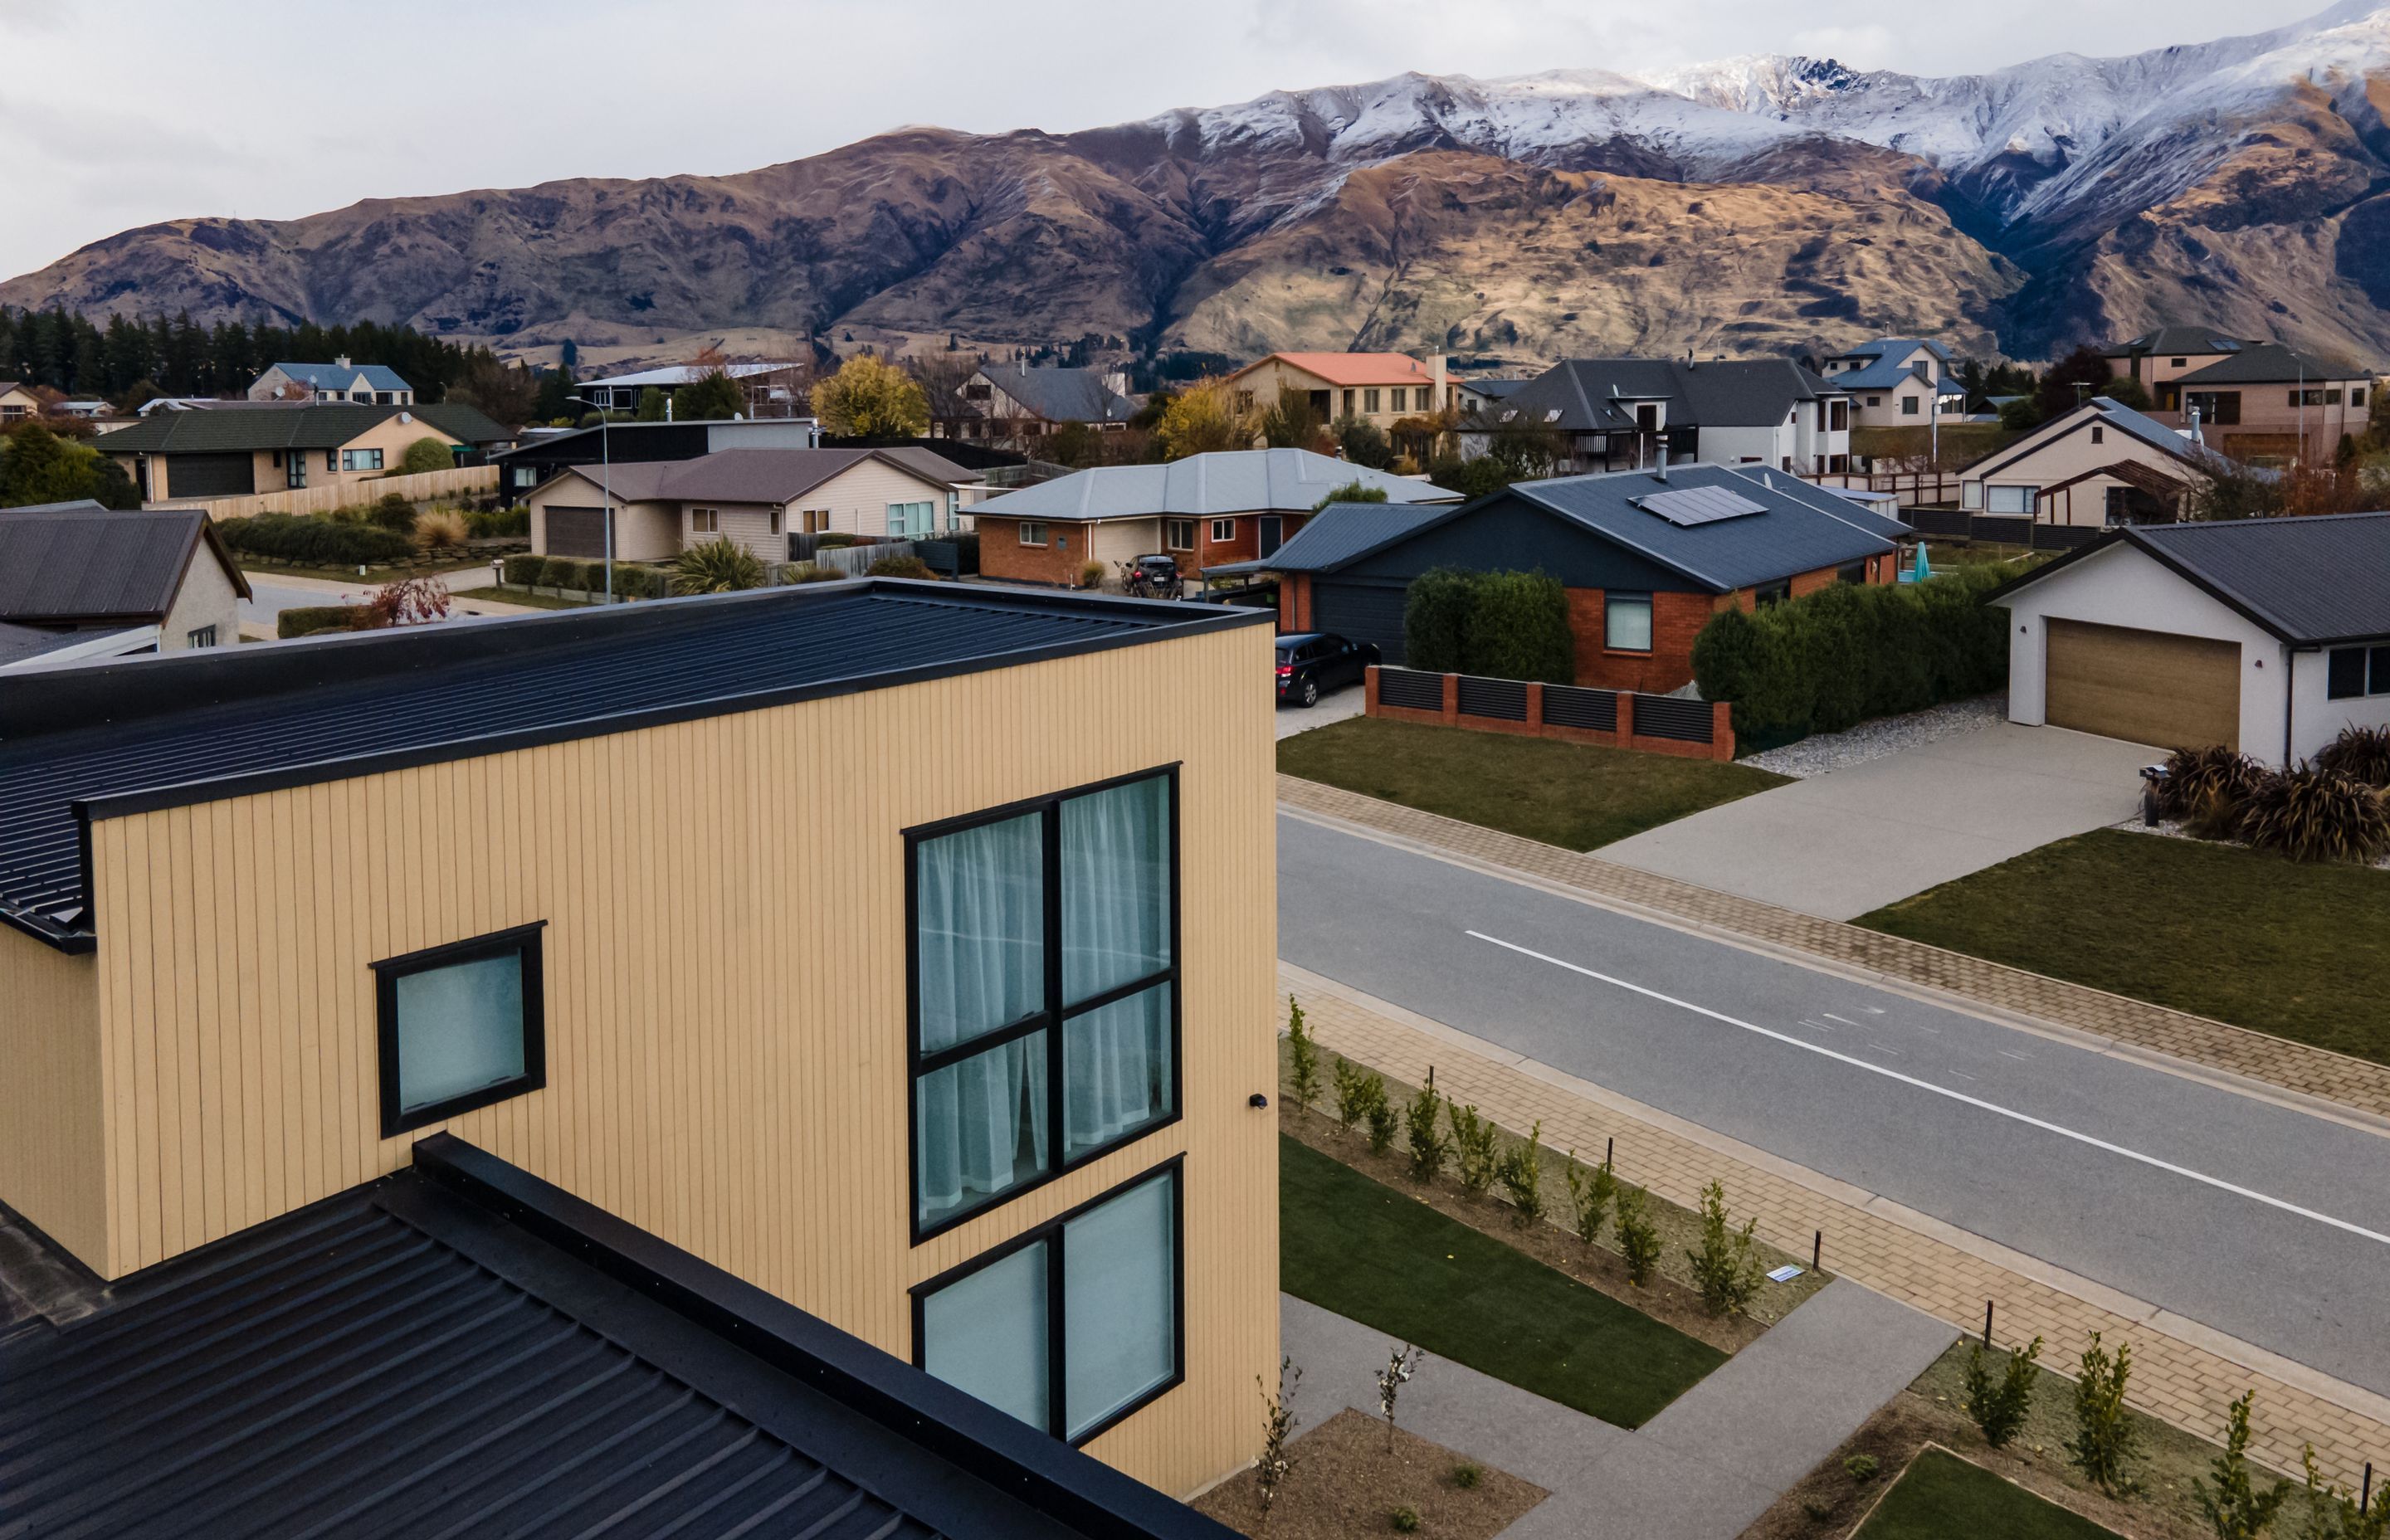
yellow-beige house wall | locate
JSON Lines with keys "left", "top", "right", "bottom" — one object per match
{"left": 114, "top": 415, "right": 463, "bottom": 502}
{"left": 71, "top": 621, "right": 1278, "bottom": 1496}
{"left": 160, "top": 542, "right": 244, "bottom": 649}
{"left": 0, "top": 930, "right": 107, "bottom": 1270}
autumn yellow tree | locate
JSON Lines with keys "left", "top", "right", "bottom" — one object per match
{"left": 1154, "top": 378, "right": 1256, "bottom": 460}
{"left": 814, "top": 353, "right": 930, "bottom": 437}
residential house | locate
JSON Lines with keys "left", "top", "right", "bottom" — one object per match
{"left": 970, "top": 448, "right": 1455, "bottom": 586}
{"left": 2141, "top": 343, "right": 2372, "bottom": 465}
{"left": 1818, "top": 339, "right": 1968, "bottom": 430}
{"left": 1481, "top": 358, "right": 1851, "bottom": 475}
{"left": 248, "top": 356, "right": 415, "bottom": 405}
{"left": 1222, "top": 353, "right": 1450, "bottom": 434}
{"left": 2101, "top": 324, "right": 2252, "bottom": 394}
{"left": 524, "top": 446, "right": 979, "bottom": 562}
{"left": 490, "top": 417, "right": 822, "bottom": 504}
{"left": 1451, "top": 377, "right": 1533, "bottom": 418}
{"left": 574, "top": 360, "right": 811, "bottom": 417}
{"left": 0, "top": 500, "right": 248, "bottom": 663}
{"left": 1990, "top": 510, "right": 2390, "bottom": 762}
{"left": 1959, "top": 397, "right": 2228, "bottom": 527}
{"left": 91, "top": 402, "right": 505, "bottom": 502}
{"left": 1256, "top": 460, "right": 1906, "bottom": 693}
{"left": 935, "top": 362, "right": 1136, "bottom": 443}
{"left": 0, "top": 380, "right": 44, "bottom": 422}
{"left": 0, "top": 578, "right": 1279, "bottom": 1503}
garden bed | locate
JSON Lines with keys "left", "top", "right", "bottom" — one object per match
{"left": 1277, "top": 715, "right": 1787, "bottom": 850}
{"left": 1195, "top": 1409, "right": 1545, "bottom": 1538}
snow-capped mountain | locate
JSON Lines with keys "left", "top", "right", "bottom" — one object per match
{"left": 7, "top": 2, "right": 2390, "bottom": 363}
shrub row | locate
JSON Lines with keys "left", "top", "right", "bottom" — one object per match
{"left": 499, "top": 553, "right": 671, "bottom": 598}
{"left": 1402, "top": 567, "right": 1574, "bottom": 684}
{"left": 2154, "top": 738, "right": 2390, "bottom": 863}
{"left": 466, "top": 505, "right": 530, "bottom": 539}
{"left": 1692, "top": 564, "right": 2014, "bottom": 745}
{"left": 276, "top": 605, "right": 367, "bottom": 639}
{"left": 219, "top": 513, "right": 412, "bottom": 567}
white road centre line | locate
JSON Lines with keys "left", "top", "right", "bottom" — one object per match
{"left": 1821, "top": 1012, "right": 1860, "bottom": 1027}
{"left": 1466, "top": 928, "right": 2390, "bottom": 1250}
{"left": 2000, "top": 1050, "right": 2034, "bottom": 1061}
{"left": 1867, "top": 1044, "right": 1902, "bottom": 1057}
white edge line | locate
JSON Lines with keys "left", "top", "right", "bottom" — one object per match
{"left": 1466, "top": 928, "right": 2390, "bottom": 1251}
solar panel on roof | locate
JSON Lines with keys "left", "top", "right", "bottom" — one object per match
{"left": 1638, "top": 485, "right": 1767, "bottom": 526}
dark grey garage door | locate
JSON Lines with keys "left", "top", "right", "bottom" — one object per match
{"left": 544, "top": 505, "right": 613, "bottom": 558}
{"left": 1313, "top": 580, "right": 1410, "bottom": 663}
{"left": 164, "top": 453, "right": 255, "bottom": 498}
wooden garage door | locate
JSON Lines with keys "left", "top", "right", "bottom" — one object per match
{"left": 544, "top": 505, "right": 612, "bottom": 558}
{"left": 2046, "top": 618, "right": 2240, "bottom": 750}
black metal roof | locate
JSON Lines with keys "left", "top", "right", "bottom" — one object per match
{"left": 1251, "top": 500, "right": 1461, "bottom": 573}
{"left": 2171, "top": 342, "right": 2370, "bottom": 386}
{"left": 1498, "top": 357, "right": 1842, "bottom": 434}
{"left": 0, "top": 1135, "right": 1224, "bottom": 1540}
{"left": 0, "top": 502, "right": 251, "bottom": 626}
{"left": 92, "top": 403, "right": 472, "bottom": 455}
{"left": 0, "top": 581, "right": 1266, "bottom": 949}
{"left": 1989, "top": 509, "right": 2390, "bottom": 646}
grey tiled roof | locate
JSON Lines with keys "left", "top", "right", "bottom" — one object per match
{"left": 265, "top": 358, "right": 412, "bottom": 392}
{"left": 547, "top": 447, "right": 970, "bottom": 504}
{"left": 1510, "top": 462, "right": 1898, "bottom": 591}
{"left": 978, "top": 366, "right": 1133, "bottom": 423}
{"left": 0, "top": 503, "right": 246, "bottom": 625}
{"left": 2105, "top": 326, "right": 2246, "bottom": 358}
{"left": 2172, "top": 343, "right": 2370, "bottom": 385}
{"left": 972, "top": 450, "right": 1453, "bottom": 521}
{"left": 2105, "top": 511, "right": 2390, "bottom": 644}
{"left": 92, "top": 403, "right": 456, "bottom": 454}
{"left": 1498, "top": 357, "right": 1844, "bottom": 433}
{"left": 1256, "top": 500, "right": 1463, "bottom": 573}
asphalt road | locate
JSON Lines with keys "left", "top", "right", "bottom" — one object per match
{"left": 1280, "top": 811, "right": 2390, "bottom": 1396}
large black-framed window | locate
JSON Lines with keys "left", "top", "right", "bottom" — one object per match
{"left": 372, "top": 921, "right": 548, "bottom": 1138}
{"left": 912, "top": 1158, "right": 1184, "bottom": 1447}
{"left": 2327, "top": 644, "right": 2390, "bottom": 700}
{"left": 906, "top": 766, "right": 1180, "bottom": 1243}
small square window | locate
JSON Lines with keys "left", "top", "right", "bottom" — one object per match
{"left": 2329, "top": 647, "right": 2368, "bottom": 699}
{"left": 1163, "top": 519, "right": 1194, "bottom": 551}
{"left": 1604, "top": 592, "right": 1652, "bottom": 651}
{"left": 1209, "top": 517, "right": 1235, "bottom": 543}
{"left": 373, "top": 924, "right": 547, "bottom": 1137}
{"left": 691, "top": 508, "right": 719, "bottom": 534}
{"left": 185, "top": 625, "right": 217, "bottom": 648}
{"left": 1019, "top": 521, "right": 1047, "bottom": 546}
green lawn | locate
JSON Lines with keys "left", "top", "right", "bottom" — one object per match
{"left": 1279, "top": 1137, "right": 1725, "bottom": 1426}
{"left": 451, "top": 585, "right": 595, "bottom": 612}
{"left": 241, "top": 557, "right": 490, "bottom": 585}
{"left": 1277, "top": 715, "right": 1788, "bottom": 851}
{"left": 1856, "top": 1450, "right": 2120, "bottom": 1539}
{"left": 1856, "top": 829, "right": 2390, "bottom": 1062}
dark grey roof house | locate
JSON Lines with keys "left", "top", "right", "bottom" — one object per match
{"left": 0, "top": 500, "right": 250, "bottom": 669}
{"left": 940, "top": 364, "right": 1137, "bottom": 446}
{"left": 1484, "top": 358, "right": 1852, "bottom": 476}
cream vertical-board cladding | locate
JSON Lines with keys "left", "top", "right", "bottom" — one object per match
{"left": 77, "top": 619, "right": 1276, "bottom": 1497}
{"left": 0, "top": 928, "right": 106, "bottom": 1273}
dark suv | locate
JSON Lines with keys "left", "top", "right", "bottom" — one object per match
{"left": 1275, "top": 632, "right": 1379, "bottom": 707}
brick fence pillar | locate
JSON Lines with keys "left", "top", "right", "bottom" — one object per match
{"left": 1711, "top": 699, "right": 1735, "bottom": 762}
{"left": 1525, "top": 681, "right": 1545, "bottom": 738}
{"left": 1364, "top": 664, "right": 1381, "bottom": 718}
{"left": 1617, "top": 690, "right": 1637, "bottom": 749}
{"left": 1441, "top": 672, "right": 1460, "bottom": 726}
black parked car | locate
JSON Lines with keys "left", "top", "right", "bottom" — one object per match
{"left": 1275, "top": 631, "right": 1379, "bottom": 707}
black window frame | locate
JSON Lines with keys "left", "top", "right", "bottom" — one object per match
{"left": 1602, "top": 591, "right": 1654, "bottom": 654}
{"left": 910, "top": 1157, "right": 1186, "bottom": 1448}
{"left": 1753, "top": 578, "right": 1792, "bottom": 608}
{"left": 372, "top": 920, "right": 549, "bottom": 1138}
{"left": 905, "top": 765, "right": 1183, "bottom": 1245}
{"left": 1836, "top": 560, "right": 1868, "bottom": 586}
{"left": 2328, "top": 644, "right": 2390, "bottom": 700}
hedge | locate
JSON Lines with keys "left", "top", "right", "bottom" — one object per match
{"left": 217, "top": 513, "right": 413, "bottom": 567}
{"left": 501, "top": 553, "right": 544, "bottom": 585}
{"left": 1402, "top": 567, "right": 1573, "bottom": 684}
{"left": 1691, "top": 563, "right": 2016, "bottom": 747}
{"left": 277, "top": 605, "right": 366, "bottom": 639}
{"left": 466, "top": 505, "right": 530, "bottom": 539}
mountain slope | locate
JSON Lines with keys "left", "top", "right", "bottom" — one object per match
{"left": 8, "top": 4, "right": 2390, "bottom": 363}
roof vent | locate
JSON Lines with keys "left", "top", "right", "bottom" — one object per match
{"left": 1654, "top": 446, "right": 1669, "bottom": 483}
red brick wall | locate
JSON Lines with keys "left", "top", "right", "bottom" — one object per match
{"left": 1279, "top": 574, "right": 1314, "bottom": 632}
{"left": 1563, "top": 588, "right": 1725, "bottom": 694}
{"left": 978, "top": 518, "right": 1091, "bottom": 586}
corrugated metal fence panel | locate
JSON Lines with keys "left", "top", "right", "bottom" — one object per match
{"left": 913, "top": 540, "right": 960, "bottom": 577}
{"left": 1456, "top": 676, "right": 1528, "bottom": 722}
{"left": 1631, "top": 694, "right": 1714, "bottom": 743}
{"left": 1908, "top": 507, "right": 1971, "bottom": 539}
{"left": 2032, "top": 524, "right": 2102, "bottom": 551}
{"left": 1542, "top": 684, "right": 1617, "bottom": 733}
{"left": 1377, "top": 667, "right": 1445, "bottom": 711}
{"left": 1968, "top": 515, "right": 2034, "bottom": 545}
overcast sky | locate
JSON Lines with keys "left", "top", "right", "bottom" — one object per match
{"left": 0, "top": 0, "right": 2342, "bottom": 281}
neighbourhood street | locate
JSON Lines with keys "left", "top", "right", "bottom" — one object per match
{"left": 1279, "top": 809, "right": 2390, "bottom": 1399}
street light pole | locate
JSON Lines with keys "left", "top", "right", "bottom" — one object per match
{"left": 568, "top": 395, "right": 615, "bottom": 604}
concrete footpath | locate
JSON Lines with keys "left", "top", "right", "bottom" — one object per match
{"left": 1285, "top": 1281, "right": 1953, "bottom": 1538}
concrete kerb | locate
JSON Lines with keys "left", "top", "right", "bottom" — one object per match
{"left": 1274, "top": 799, "right": 2390, "bottom": 1144}
{"left": 1279, "top": 962, "right": 2390, "bottom": 1485}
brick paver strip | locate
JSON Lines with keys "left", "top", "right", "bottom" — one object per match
{"left": 1278, "top": 773, "right": 2390, "bottom": 1121}
{"left": 1280, "top": 965, "right": 2390, "bottom": 1487}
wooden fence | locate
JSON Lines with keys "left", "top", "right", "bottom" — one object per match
{"left": 152, "top": 465, "right": 499, "bottom": 520}
{"left": 1368, "top": 665, "right": 1735, "bottom": 762}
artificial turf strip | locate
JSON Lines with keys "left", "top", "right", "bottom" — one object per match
{"left": 1277, "top": 1136, "right": 1726, "bottom": 1428}
{"left": 1854, "top": 1449, "right": 2122, "bottom": 1539}
{"left": 1856, "top": 829, "right": 2390, "bottom": 1062}
{"left": 1275, "top": 715, "right": 1788, "bottom": 852}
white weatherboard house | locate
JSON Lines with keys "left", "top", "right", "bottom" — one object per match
{"left": 1989, "top": 511, "right": 2390, "bottom": 763}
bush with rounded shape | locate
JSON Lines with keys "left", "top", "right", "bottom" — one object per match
{"left": 1402, "top": 567, "right": 1478, "bottom": 675}
{"left": 867, "top": 553, "right": 936, "bottom": 580}
{"left": 2153, "top": 744, "right": 2269, "bottom": 823}
{"left": 276, "top": 604, "right": 367, "bottom": 639}
{"left": 398, "top": 436, "right": 454, "bottom": 476}
{"left": 368, "top": 493, "right": 417, "bottom": 533}
{"left": 782, "top": 562, "right": 846, "bottom": 584}
{"left": 814, "top": 532, "right": 856, "bottom": 549}
{"left": 1389, "top": 1506, "right": 1420, "bottom": 1533}
{"left": 501, "top": 553, "right": 543, "bottom": 586}
{"left": 812, "top": 354, "right": 929, "bottom": 437}
{"left": 539, "top": 556, "right": 587, "bottom": 590}
{"left": 2237, "top": 764, "right": 2390, "bottom": 863}
{"left": 413, "top": 509, "right": 468, "bottom": 550}
{"left": 1461, "top": 569, "right": 1573, "bottom": 684}
{"left": 2317, "top": 724, "right": 2390, "bottom": 788}
{"left": 1077, "top": 559, "right": 1105, "bottom": 590}
{"left": 673, "top": 536, "right": 768, "bottom": 595}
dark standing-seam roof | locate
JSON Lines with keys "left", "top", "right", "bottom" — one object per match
{"left": 2170, "top": 342, "right": 2372, "bottom": 385}
{"left": 1992, "top": 510, "right": 2390, "bottom": 645}
{"left": 0, "top": 1137, "right": 1216, "bottom": 1539}
{"left": 1499, "top": 357, "right": 1841, "bottom": 433}
{"left": 980, "top": 366, "right": 1134, "bottom": 424}
{"left": 0, "top": 502, "right": 250, "bottom": 624}
{"left": 90, "top": 403, "right": 461, "bottom": 455}
{"left": 0, "top": 581, "right": 1265, "bottom": 948}
{"left": 1254, "top": 500, "right": 1469, "bottom": 573}
{"left": 1509, "top": 462, "right": 1897, "bottom": 591}
{"left": 544, "top": 447, "right": 970, "bottom": 504}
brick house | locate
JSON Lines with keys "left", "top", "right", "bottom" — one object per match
{"left": 971, "top": 448, "right": 1455, "bottom": 586}
{"left": 1254, "top": 461, "right": 1908, "bottom": 694}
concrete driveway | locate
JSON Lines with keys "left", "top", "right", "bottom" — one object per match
{"left": 1273, "top": 681, "right": 1368, "bottom": 740}
{"left": 1598, "top": 722, "right": 2153, "bottom": 920}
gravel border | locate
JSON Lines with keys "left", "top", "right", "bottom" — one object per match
{"left": 2111, "top": 814, "right": 2390, "bottom": 870}
{"left": 1739, "top": 694, "right": 2006, "bottom": 779}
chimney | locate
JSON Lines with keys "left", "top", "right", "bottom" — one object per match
{"left": 1429, "top": 353, "right": 1448, "bottom": 411}
{"left": 1655, "top": 446, "right": 1669, "bottom": 483}
{"left": 335, "top": 355, "right": 350, "bottom": 369}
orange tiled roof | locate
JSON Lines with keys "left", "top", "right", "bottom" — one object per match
{"left": 1232, "top": 352, "right": 1434, "bottom": 387}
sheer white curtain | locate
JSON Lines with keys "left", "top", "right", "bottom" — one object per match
{"left": 1061, "top": 780, "right": 1171, "bottom": 1156}
{"left": 916, "top": 814, "right": 1046, "bottom": 1222}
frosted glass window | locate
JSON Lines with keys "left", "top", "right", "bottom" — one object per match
{"left": 921, "top": 1240, "right": 1050, "bottom": 1429}
{"left": 1605, "top": 593, "right": 1653, "bottom": 652}
{"left": 1064, "top": 1174, "right": 1178, "bottom": 1438}
{"left": 1061, "top": 777, "right": 1170, "bottom": 1005}
{"left": 375, "top": 926, "right": 544, "bottom": 1136}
